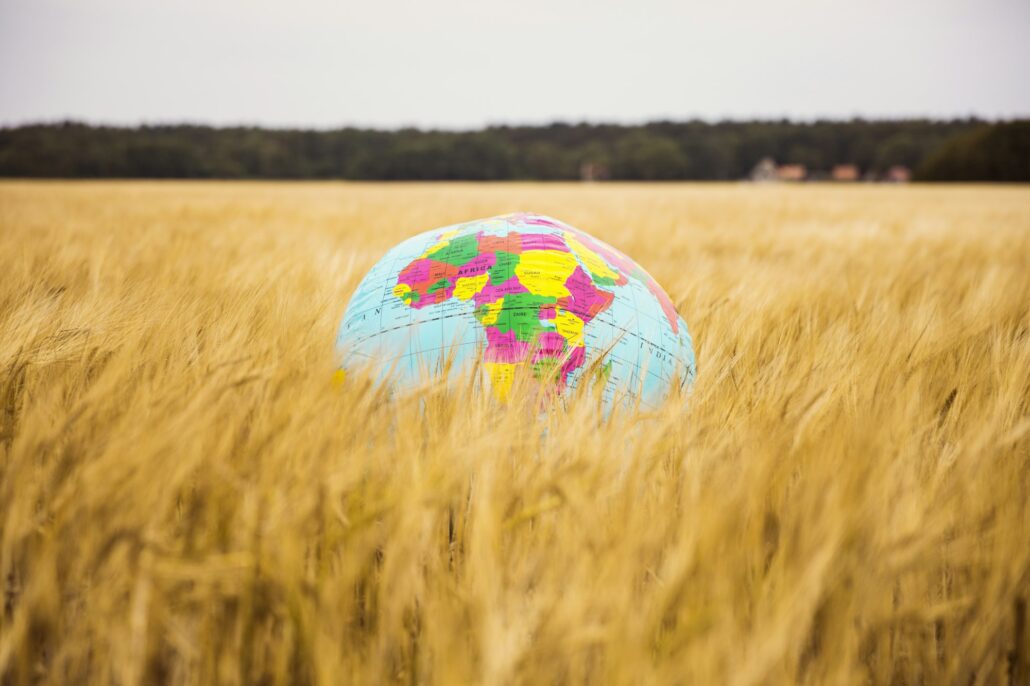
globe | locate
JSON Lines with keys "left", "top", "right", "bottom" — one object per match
{"left": 336, "top": 212, "right": 696, "bottom": 410}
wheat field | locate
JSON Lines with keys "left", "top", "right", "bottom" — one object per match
{"left": 0, "top": 181, "right": 1028, "bottom": 685}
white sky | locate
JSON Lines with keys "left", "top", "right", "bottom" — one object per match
{"left": 1, "top": 0, "right": 1027, "bottom": 129}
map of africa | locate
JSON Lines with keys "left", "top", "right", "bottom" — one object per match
{"left": 337, "top": 213, "right": 696, "bottom": 409}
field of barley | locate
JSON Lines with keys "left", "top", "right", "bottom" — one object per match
{"left": 1, "top": 181, "right": 1028, "bottom": 684}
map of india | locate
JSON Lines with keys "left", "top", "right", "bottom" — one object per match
{"left": 337, "top": 213, "right": 696, "bottom": 410}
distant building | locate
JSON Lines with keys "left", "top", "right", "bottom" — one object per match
{"left": 832, "top": 164, "right": 859, "bottom": 181}
{"left": 886, "top": 165, "right": 911, "bottom": 183}
{"left": 777, "top": 164, "right": 807, "bottom": 182}
{"left": 580, "top": 162, "right": 609, "bottom": 182}
{"left": 750, "top": 157, "right": 778, "bottom": 182}
{"left": 750, "top": 159, "right": 808, "bottom": 182}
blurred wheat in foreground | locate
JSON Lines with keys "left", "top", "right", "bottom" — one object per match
{"left": 1, "top": 182, "right": 1028, "bottom": 685}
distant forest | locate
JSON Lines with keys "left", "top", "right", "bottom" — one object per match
{"left": 1, "top": 119, "right": 1027, "bottom": 181}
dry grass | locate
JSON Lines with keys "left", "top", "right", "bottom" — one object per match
{"left": 1, "top": 181, "right": 1028, "bottom": 685}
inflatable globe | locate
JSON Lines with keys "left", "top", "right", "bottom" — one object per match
{"left": 336, "top": 212, "right": 695, "bottom": 409}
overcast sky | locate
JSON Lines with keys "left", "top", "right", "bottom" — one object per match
{"left": 1, "top": 0, "right": 1027, "bottom": 129}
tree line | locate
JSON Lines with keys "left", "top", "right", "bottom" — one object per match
{"left": 0, "top": 119, "right": 1026, "bottom": 181}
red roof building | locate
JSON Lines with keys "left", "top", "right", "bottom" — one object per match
{"left": 832, "top": 164, "right": 859, "bottom": 181}
{"left": 776, "top": 164, "right": 806, "bottom": 182}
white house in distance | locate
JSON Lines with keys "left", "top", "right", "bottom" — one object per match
{"left": 750, "top": 158, "right": 778, "bottom": 182}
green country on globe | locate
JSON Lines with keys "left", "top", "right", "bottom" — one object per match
{"left": 336, "top": 213, "right": 696, "bottom": 409}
